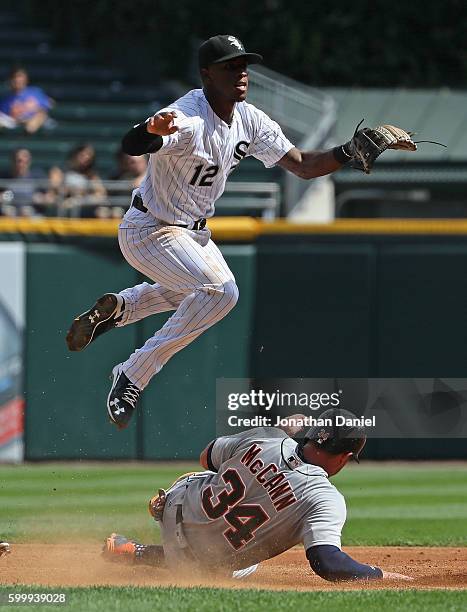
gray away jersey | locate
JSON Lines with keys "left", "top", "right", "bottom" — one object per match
{"left": 181, "top": 428, "right": 347, "bottom": 571}
{"left": 138, "top": 89, "right": 294, "bottom": 225}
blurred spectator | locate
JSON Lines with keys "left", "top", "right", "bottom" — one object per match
{"left": 99, "top": 149, "right": 148, "bottom": 219}
{"left": 0, "top": 148, "right": 52, "bottom": 217}
{"left": 94, "top": 203, "right": 126, "bottom": 219}
{"left": 3, "top": 148, "right": 44, "bottom": 181}
{"left": 61, "top": 143, "right": 107, "bottom": 198}
{"left": 0, "top": 67, "right": 54, "bottom": 134}
{"left": 110, "top": 148, "right": 148, "bottom": 187}
{"left": 49, "top": 143, "right": 107, "bottom": 216}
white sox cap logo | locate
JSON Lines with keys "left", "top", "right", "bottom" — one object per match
{"left": 227, "top": 36, "right": 244, "bottom": 51}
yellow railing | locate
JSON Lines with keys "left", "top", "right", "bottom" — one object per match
{"left": 3, "top": 217, "right": 467, "bottom": 241}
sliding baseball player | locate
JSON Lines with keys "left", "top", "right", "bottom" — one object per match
{"left": 102, "top": 409, "right": 412, "bottom": 582}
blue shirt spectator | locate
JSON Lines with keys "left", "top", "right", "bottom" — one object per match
{"left": 0, "top": 67, "right": 53, "bottom": 134}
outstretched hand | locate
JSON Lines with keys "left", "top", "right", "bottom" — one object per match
{"left": 146, "top": 111, "right": 178, "bottom": 136}
{"left": 382, "top": 570, "right": 414, "bottom": 581}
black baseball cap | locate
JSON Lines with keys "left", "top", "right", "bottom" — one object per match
{"left": 199, "top": 35, "right": 263, "bottom": 69}
{"left": 302, "top": 408, "right": 367, "bottom": 463}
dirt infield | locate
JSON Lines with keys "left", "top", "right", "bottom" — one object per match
{"left": 1, "top": 545, "right": 466, "bottom": 591}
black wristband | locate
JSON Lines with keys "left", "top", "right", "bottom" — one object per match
{"left": 206, "top": 440, "right": 217, "bottom": 472}
{"left": 121, "top": 121, "right": 163, "bottom": 156}
{"left": 332, "top": 142, "right": 353, "bottom": 165}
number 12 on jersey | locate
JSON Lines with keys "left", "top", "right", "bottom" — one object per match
{"left": 201, "top": 468, "right": 269, "bottom": 550}
{"left": 189, "top": 164, "right": 219, "bottom": 187}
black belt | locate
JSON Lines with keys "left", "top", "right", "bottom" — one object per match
{"left": 132, "top": 194, "right": 148, "bottom": 213}
{"left": 132, "top": 194, "right": 206, "bottom": 230}
{"left": 186, "top": 218, "right": 207, "bottom": 230}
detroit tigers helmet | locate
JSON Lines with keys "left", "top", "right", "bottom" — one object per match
{"left": 302, "top": 408, "right": 367, "bottom": 462}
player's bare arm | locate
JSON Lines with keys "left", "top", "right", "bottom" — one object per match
{"left": 278, "top": 147, "right": 343, "bottom": 179}
{"left": 278, "top": 123, "right": 417, "bottom": 178}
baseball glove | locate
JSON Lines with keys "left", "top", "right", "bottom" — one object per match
{"left": 349, "top": 123, "right": 417, "bottom": 174}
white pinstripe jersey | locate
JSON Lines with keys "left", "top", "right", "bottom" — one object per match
{"left": 138, "top": 88, "right": 294, "bottom": 225}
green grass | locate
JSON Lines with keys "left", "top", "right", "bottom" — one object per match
{"left": 0, "top": 462, "right": 197, "bottom": 543}
{"left": 0, "top": 462, "right": 465, "bottom": 546}
{"left": 0, "top": 586, "right": 466, "bottom": 612}
{"left": 333, "top": 463, "right": 467, "bottom": 546}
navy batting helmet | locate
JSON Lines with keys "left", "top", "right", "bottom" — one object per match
{"left": 302, "top": 408, "right": 367, "bottom": 462}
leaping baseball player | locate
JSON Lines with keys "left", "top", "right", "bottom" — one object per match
{"left": 102, "top": 409, "right": 412, "bottom": 582}
{"left": 66, "top": 35, "right": 416, "bottom": 429}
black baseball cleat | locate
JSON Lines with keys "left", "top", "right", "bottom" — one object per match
{"left": 66, "top": 293, "right": 125, "bottom": 352}
{"left": 107, "top": 364, "right": 141, "bottom": 429}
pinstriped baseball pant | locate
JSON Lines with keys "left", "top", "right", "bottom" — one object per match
{"left": 116, "top": 213, "right": 238, "bottom": 390}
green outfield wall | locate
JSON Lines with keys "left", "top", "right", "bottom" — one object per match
{"left": 22, "top": 241, "right": 255, "bottom": 460}
{"left": 253, "top": 234, "right": 467, "bottom": 378}
{"left": 253, "top": 231, "right": 467, "bottom": 461}
{"left": 2, "top": 218, "right": 467, "bottom": 460}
